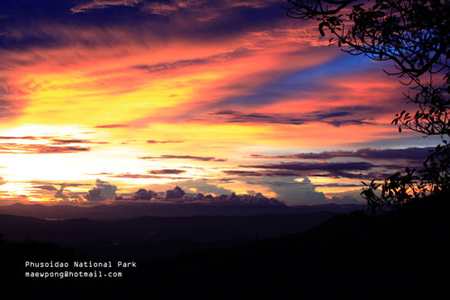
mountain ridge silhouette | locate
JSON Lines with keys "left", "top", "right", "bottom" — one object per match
{"left": 2, "top": 194, "right": 448, "bottom": 299}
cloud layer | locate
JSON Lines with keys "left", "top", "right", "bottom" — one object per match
{"left": 115, "top": 185, "right": 283, "bottom": 205}
{"left": 0, "top": 0, "right": 438, "bottom": 206}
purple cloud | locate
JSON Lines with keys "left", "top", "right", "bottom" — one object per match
{"left": 148, "top": 169, "right": 187, "bottom": 175}
{"left": 251, "top": 147, "right": 433, "bottom": 165}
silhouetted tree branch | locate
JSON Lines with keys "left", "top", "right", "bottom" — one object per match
{"left": 286, "top": 0, "right": 449, "bottom": 77}
{"left": 285, "top": 0, "right": 450, "bottom": 212}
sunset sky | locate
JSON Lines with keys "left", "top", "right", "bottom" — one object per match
{"left": 0, "top": 0, "right": 439, "bottom": 206}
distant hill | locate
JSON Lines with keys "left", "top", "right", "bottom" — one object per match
{"left": 0, "top": 212, "right": 339, "bottom": 245}
{"left": 149, "top": 193, "right": 449, "bottom": 298}
{"left": 0, "top": 201, "right": 362, "bottom": 220}
{"left": 2, "top": 195, "right": 447, "bottom": 299}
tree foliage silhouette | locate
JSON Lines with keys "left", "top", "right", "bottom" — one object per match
{"left": 285, "top": 0, "right": 450, "bottom": 212}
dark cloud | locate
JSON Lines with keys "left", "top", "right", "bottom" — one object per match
{"left": 51, "top": 138, "right": 108, "bottom": 145}
{"left": 0, "top": 144, "right": 91, "bottom": 154}
{"left": 165, "top": 186, "right": 186, "bottom": 199}
{"left": 326, "top": 119, "right": 373, "bottom": 127}
{"left": 0, "top": 135, "right": 109, "bottom": 154}
{"left": 83, "top": 179, "right": 117, "bottom": 202}
{"left": 314, "top": 183, "right": 362, "bottom": 188}
{"left": 51, "top": 139, "right": 89, "bottom": 144}
{"left": 222, "top": 170, "right": 306, "bottom": 177}
{"left": 132, "top": 188, "right": 158, "bottom": 201}
{"left": 45, "top": 182, "right": 89, "bottom": 202}
{"left": 208, "top": 110, "right": 305, "bottom": 125}
{"left": 139, "top": 155, "right": 227, "bottom": 162}
{"left": 346, "top": 134, "right": 443, "bottom": 149}
{"left": 189, "top": 191, "right": 284, "bottom": 205}
{"left": 222, "top": 147, "right": 432, "bottom": 183}
{"left": 312, "top": 170, "right": 398, "bottom": 180}
{"left": 352, "top": 147, "right": 433, "bottom": 163}
{"left": 222, "top": 169, "right": 390, "bottom": 180}
{"left": 314, "top": 107, "right": 379, "bottom": 127}
{"left": 142, "top": 0, "right": 281, "bottom": 17}
{"left": 84, "top": 187, "right": 106, "bottom": 202}
{"left": 0, "top": 1, "right": 78, "bottom": 50}
{"left": 242, "top": 161, "right": 376, "bottom": 172}
{"left": 0, "top": 136, "right": 44, "bottom": 140}
{"left": 55, "top": 186, "right": 69, "bottom": 200}
{"left": 94, "top": 179, "right": 117, "bottom": 199}
{"left": 200, "top": 105, "right": 380, "bottom": 127}
{"left": 133, "top": 48, "right": 251, "bottom": 74}
{"left": 140, "top": 0, "right": 285, "bottom": 38}
{"left": 115, "top": 184, "right": 283, "bottom": 205}
{"left": 251, "top": 147, "right": 433, "bottom": 165}
{"left": 134, "top": 59, "right": 211, "bottom": 73}
{"left": 223, "top": 160, "right": 406, "bottom": 181}
{"left": 148, "top": 169, "right": 186, "bottom": 175}
{"left": 142, "top": 0, "right": 209, "bottom": 17}
{"left": 35, "top": 185, "right": 58, "bottom": 191}
{"left": 223, "top": 170, "right": 265, "bottom": 177}
{"left": 71, "top": 0, "right": 142, "bottom": 14}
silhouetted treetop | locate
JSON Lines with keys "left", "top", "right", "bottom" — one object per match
{"left": 286, "top": 0, "right": 450, "bottom": 135}
{"left": 286, "top": 0, "right": 449, "bottom": 80}
{"left": 286, "top": 0, "right": 450, "bottom": 139}
{"left": 286, "top": 0, "right": 450, "bottom": 212}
